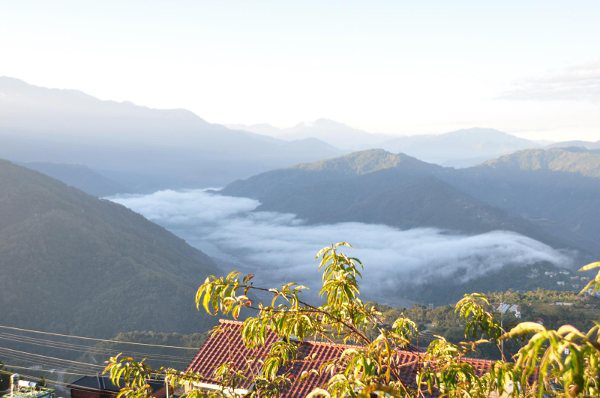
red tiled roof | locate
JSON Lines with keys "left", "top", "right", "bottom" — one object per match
{"left": 186, "top": 319, "right": 279, "bottom": 388}
{"left": 186, "top": 320, "right": 494, "bottom": 397}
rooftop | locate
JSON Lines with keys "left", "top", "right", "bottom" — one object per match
{"left": 68, "top": 376, "right": 165, "bottom": 397}
{"left": 186, "top": 319, "right": 494, "bottom": 397}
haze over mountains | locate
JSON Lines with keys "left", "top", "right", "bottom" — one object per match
{"left": 0, "top": 76, "right": 569, "bottom": 195}
{"left": 232, "top": 120, "right": 543, "bottom": 167}
{"left": 382, "top": 128, "right": 542, "bottom": 167}
{"left": 0, "top": 159, "right": 219, "bottom": 337}
{"left": 549, "top": 141, "right": 600, "bottom": 150}
{"left": 0, "top": 77, "right": 339, "bottom": 191}
{"left": 229, "top": 119, "right": 391, "bottom": 151}
{"left": 22, "top": 162, "right": 128, "bottom": 197}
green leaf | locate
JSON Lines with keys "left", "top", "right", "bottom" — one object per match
{"left": 504, "top": 322, "right": 545, "bottom": 339}
{"left": 579, "top": 261, "right": 600, "bottom": 272}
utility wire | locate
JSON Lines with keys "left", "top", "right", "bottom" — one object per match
{"left": 0, "top": 347, "right": 104, "bottom": 369}
{"left": 0, "top": 351, "right": 102, "bottom": 375}
{"left": 0, "top": 325, "right": 200, "bottom": 350}
{"left": 0, "top": 348, "right": 100, "bottom": 372}
{"left": 0, "top": 363, "right": 94, "bottom": 377}
{"left": 0, "top": 330, "right": 197, "bottom": 358}
{"left": 0, "top": 333, "right": 193, "bottom": 364}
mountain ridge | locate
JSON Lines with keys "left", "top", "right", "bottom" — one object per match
{"left": 230, "top": 119, "right": 542, "bottom": 166}
{"left": 228, "top": 118, "right": 389, "bottom": 151}
{"left": 221, "top": 148, "right": 599, "bottom": 260}
{"left": 381, "top": 127, "right": 540, "bottom": 167}
{"left": 483, "top": 147, "right": 600, "bottom": 178}
{"left": 0, "top": 77, "right": 340, "bottom": 190}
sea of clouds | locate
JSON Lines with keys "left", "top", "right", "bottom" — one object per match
{"left": 109, "top": 189, "right": 572, "bottom": 305}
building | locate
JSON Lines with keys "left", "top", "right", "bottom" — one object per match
{"left": 68, "top": 376, "right": 165, "bottom": 398}
{"left": 3, "top": 375, "right": 55, "bottom": 398}
{"left": 553, "top": 301, "right": 574, "bottom": 306}
{"left": 185, "top": 319, "right": 494, "bottom": 397}
{"left": 496, "top": 303, "right": 521, "bottom": 318}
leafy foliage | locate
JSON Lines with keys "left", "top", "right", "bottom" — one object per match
{"left": 105, "top": 245, "right": 600, "bottom": 397}
{"left": 579, "top": 261, "right": 600, "bottom": 295}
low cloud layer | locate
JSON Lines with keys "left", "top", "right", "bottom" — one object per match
{"left": 110, "top": 189, "right": 572, "bottom": 305}
{"left": 501, "top": 62, "right": 600, "bottom": 102}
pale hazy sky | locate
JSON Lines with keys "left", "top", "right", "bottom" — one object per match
{"left": 2, "top": 1, "right": 600, "bottom": 141}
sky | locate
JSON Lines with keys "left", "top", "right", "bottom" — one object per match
{"left": 1, "top": 1, "right": 600, "bottom": 141}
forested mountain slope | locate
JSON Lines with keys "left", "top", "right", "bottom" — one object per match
{"left": 222, "top": 149, "right": 600, "bottom": 259}
{"left": 442, "top": 148, "right": 600, "bottom": 256}
{"left": 483, "top": 147, "right": 600, "bottom": 178}
{"left": 0, "top": 160, "right": 219, "bottom": 336}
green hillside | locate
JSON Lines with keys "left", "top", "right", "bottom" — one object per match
{"left": 0, "top": 159, "right": 219, "bottom": 337}
{"left": 440, "top": 148, "right": 600, "bottom": 256}
{"left": 220, "top": 149, "right": 600, "bottom": 303}
{"left": 294, "top": 149, "right": 439, "bottom": 175}
{"left": 222, "top": 150, "right": 571, "bottom": 250}
{"left": 484, "top": 147, "right": 600, "bottom": 178}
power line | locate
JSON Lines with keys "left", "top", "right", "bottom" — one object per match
{"left": 0, "top": 325, "right": 200, "bottom": 350}
{"left": 0, "top": 363, "right": 94, "bottom": 377}
{"left": 1, "top": 364, "right": 164, "bottom": 383}
{"left": 0, "top": 332, "right": 193, "bottom": 364}
{"left": 0, "top": 348, "right": 100, "bottom": 372}
{"left": 0, "top": 347, "right": 104, "bottom": 370}
{"left": 0, "top": 353, "right": 102, "bottom": 376}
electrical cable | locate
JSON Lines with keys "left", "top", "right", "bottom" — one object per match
{"left": 0, "top": 333, "right": 192, "bottom": 364}
{"left": 0, "top": 347, "right": 104, "bottom": 369}
{"left": 0, "top": 325, "right": 200, "bottom": 350}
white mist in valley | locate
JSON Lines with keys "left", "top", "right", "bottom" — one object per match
{"left": 109, "top": 189, "right": 573, "bottom": 305}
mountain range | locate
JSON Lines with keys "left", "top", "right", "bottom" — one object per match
{"left": 222, "top": 147, "right": 600, "bottom": 261}
{"left": 548, "top": 140, "right": 600, "bottom": 150}
{"left": 3, "top": 75, "right": 599, "bottom": 311}
{"left": 1, "top": 76, "right": 565, "bottom": 194}
{"left": 231, "top": 120, "right": 543, "bottom": 167}
{"left": 0, "top": 159, "right": 219, "bottom": 337}
{"left": 229, "top": 119, "right": 390, "bottom": 151}
{"left": 0, "top": 77, "right": 340, "bottom": 191}
{"left": 381, "top": 127, "right": 542, "bottom": 167}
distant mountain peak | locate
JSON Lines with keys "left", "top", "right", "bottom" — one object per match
{"left": 294, "top": 148, "right": 438, "bottom": 176}
{"left": 444, "top": 127, "right": 530, "bottom": 141}
{"left": 292, "top": 118, "right": 368, "bottom": 132}
{"left": 0, "top": 76, "right": 343, "bottom": 189}
{"left": 0, "top": 75, "right": 210, "bottom": 125}
{"left": 0, "top": 75, "right": 29, "bottom": 87}
{"left": 298, "top": 118, "right": 354, "bottom": 129}
{"left": 381, "top": 127, "right": 539, "bottom": 167}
